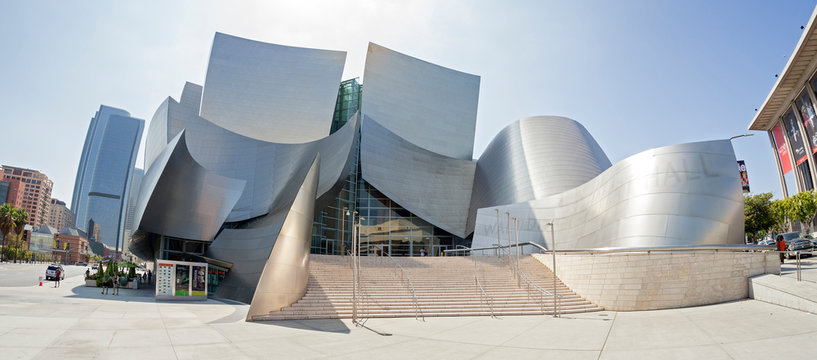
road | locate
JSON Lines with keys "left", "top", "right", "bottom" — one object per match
{"left": 0, "top": 262, "right": 88, "bottom": 287}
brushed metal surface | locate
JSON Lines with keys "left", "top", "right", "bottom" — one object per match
{"left": 200, "top": 32, "right": 346, "bottom": 143}
{"left": 362, "top": 43, "right": 480, "bottom": 160}
{"left": 146, "top": 96, "right": 358, "bottom": 222}
{"left": 179, "top": 81, "right": 203, "bottom": 112}
{"left": 131, "top": 131, "right": 245, "bottom": 245}
{"left": 247, "top": 154, "right": 319, "bottom": 318}
{"left": 360, "top": 115, "right": 476, "bottom": 238}
{"left": 471, "top": 140, "right": 744, "bottom": 251}
{"left": 206, "top": 153, "right": 322, "bottom": 305}
{"left": 467, "top": 116, "right": 611, "bottom": 234}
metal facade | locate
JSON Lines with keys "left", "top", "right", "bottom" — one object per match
{"left": 128, "top": 33, "right": 746, "bottom": 311}
{"left": 200, "top": 32, "right": 346, "bottom": 144}
{"left": 362, "top": 43, "right": 480, "bottom": 160}
{"left": 471, "top": 140, "right": 744, "bottom": 252}
{"left": 467, "top": 116, "right": 612, "bottom": 234}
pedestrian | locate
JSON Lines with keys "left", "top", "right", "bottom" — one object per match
{"left": 148, "top": 270, "right": 152, "bottom": 283}
{"left": 54, "top": 267, "right": 61, "bottom": 288}
{"left": 420, "top": 248, "right": 426, "bottom": 256}
{"left": 101, "top": 274, "right": 109, "bottom": 295}
{"left": 776, "top": 235, "right": 787, "bottom": 264}
{"left": 113, "top": 273, "right": 119, "bottom": 296}
{"left": 85, "top": 268, "right": 90, "bottom": 279}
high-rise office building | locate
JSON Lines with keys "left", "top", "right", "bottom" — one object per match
{"left": 71, "top": 105, "right": 144, "bottom": 253}
{"left": 1, "top": 165, "right": 53, "bottom": 226}
{"left": 47, "top": 198, "right": 74, "bottom": 233}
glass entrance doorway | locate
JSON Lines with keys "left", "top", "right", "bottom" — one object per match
{"left": 363, "top": 244, "right": 390, "bottom": 256}
{"left": 432, "top": 245, "right": 451, "bottom": 257}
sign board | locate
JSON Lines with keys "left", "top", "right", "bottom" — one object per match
{"left": 738, "top": 160, "right": 749, "bottom": 193}
{"left": 773, "top": 124, "right": 793, "bottom": 174}
{"left": 783, "top": 110, "right": 808, "bottom": 165}
{"left": 155, "top": 259, "right": 208, "bottom": 300}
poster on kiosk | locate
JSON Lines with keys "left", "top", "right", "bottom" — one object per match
{"left": 155, "top": 259, "right": 208, "bottom": 300}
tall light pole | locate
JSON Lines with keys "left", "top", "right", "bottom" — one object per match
{"left": 513, "top": 217, "right": 519, "bottom": 281}
{"left": 495, "top": 209, "right": 501, "bottom": 257}
{"left": 547, "top": 220, "right": 557, "bottom": 318}
{"left": 505, "top": 212, "right": 511, "bottom": 269}
{"left": 341, "top": 206, "right": 347, "bottom": 256}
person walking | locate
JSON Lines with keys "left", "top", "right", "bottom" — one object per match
{"left": 54, "top": 267, "right": 61, "bottom": 288}
{"left": 776, "top": 235, "right": 787, "bottom": 264}
{"left": 112, "top": 273, "right": 119, "bottom": 295}
{"left": 148, "top": 270, "right": 152, "bottom": 283}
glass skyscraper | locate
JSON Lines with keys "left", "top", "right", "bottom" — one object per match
{"left": 72, "top": 105, "right": 144, "bottom": 254}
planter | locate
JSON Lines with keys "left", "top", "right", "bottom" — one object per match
{"left": 85, "top": 279, "right": 96, "bottom": 287}
{"left": 126, "top": 281, "right": 138, "bottom": 289}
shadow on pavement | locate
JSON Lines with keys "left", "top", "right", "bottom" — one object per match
{"left": 68, "top": 281, "right": 157, "bottom": 303}
{"left": 251, "top": 318, "right": 351, "bottom": 334}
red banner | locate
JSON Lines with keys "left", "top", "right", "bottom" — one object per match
{"left": 773, "top": 124, "right": 793, "bottom": 174}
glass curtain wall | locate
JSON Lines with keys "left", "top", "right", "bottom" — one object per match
{"left": 310, "top": 78, "right": 469, "bottom": 256}
{"left": 311, "top": 79, "right": 361, "bottom": 255}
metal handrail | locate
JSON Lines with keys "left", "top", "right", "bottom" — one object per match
{"left": 446, "top": 242, "right": 777, "bottom": 256}
{"left": 516, "top": 268, "right": 558, "bottom": 314}
{"left": 471, "top": 253, "right": 496, "bottom": 318}
{"left": 384, "top": 251, "right": 424, "bottom": 321}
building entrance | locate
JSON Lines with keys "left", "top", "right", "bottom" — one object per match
{"left": 363, "top": 244, "right": 390, "bottom": 256}
{"left": 432, "top": 245, "right": 451, "bottom": 257}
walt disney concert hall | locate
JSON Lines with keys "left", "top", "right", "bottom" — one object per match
{"left": 130, "top": 33, "right": 746, "bottom": 316}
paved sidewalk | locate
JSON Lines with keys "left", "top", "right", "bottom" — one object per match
{"left": 1, "top": 273, "right": 817, "bottom": 359}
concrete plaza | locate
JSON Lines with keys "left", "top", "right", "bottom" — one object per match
{"left": 1, "top": 264, "right": 817, "bottom": 359}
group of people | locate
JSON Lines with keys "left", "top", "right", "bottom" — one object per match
{"left": 101, "top": 273, "right": 120, "bottom": 295}
{"left": 79, "top": 266, "right": 153, "bottom": 296}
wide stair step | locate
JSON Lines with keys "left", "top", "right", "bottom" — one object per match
{"left": 251, "top": 254, "right": 601, "bottom": 321}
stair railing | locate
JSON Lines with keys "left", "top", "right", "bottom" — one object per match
{"left": 384, "top": 251, "right": 424, "bottom": 321}
{"left": 516, "top": 267, "right": 558, "bottom": 314}
{"left": 471, "top": 253, "right": 496, "bottom": 318}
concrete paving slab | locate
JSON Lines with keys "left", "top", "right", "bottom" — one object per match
{"left": 2, "top": 262, "right": 817, "bottom": 359}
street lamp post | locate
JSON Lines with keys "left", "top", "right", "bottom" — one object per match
{"left": 547, "top": 220, "right": 558, "bottom": 318}
{"left": 505, "top": 212, "right": 512, "bottom": 271}
{"left": 341, "top": 207, "right": 347, "bottom": 256}
{"left": 495, "top": 209, "right": 501, "bottom": 257}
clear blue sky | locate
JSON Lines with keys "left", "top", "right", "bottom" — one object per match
{"left": 1, "top": 0, "right": 815, "bottom": 205}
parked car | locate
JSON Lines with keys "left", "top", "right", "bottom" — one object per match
{"left": 780, "top": 232, "right": 801, "bottom": 242}
{"left": 45, "top": 264, "right": 65, "bottom": 281}
{"left": 786, "top": 239, "right": 813, "bottom": 259}
{"left": 74, "top": 261, "right": 87, "bottom": 266}
{"left": 758, "top": 239, "right": 776, "bottom": 246}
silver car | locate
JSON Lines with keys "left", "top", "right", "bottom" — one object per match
{"left": 45, "top": 264, "right": 65, "bottom": 281}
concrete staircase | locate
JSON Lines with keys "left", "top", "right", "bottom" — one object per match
{"left": 252, "top": 254, "right": 602, "bottom": 321}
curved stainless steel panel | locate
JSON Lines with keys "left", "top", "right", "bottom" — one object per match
{"left": 147, "top": 96, "right": 358, "bottom": 222}
{"left": 200, "top": 32, "right": 346, "bottom": 144}
{"left": 179, "top": 81, "right": 203, "bottom": 112}
{"left": 131, "top": 131, "right": 245, "bottom": 243}
{"left": 360, "top": 115, "right": 475, "bottom": 238}
{"left": 248, "top": 154, "right": 319, "bottom": 318}
{"left": 467, "top": 116, "right": 611, "bottom": 234}
{"left": 206, "top": 154, "right": 320, "bottom": 306}
{"left": 471, "top": 140, "right": 744, "bottom": 251}
{"left": 362, "top": 42, "right": 480, "bottom": 160}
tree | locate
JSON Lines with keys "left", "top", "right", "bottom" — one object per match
{"left": 0, "top": 203, "right": 14, "bottom": 262}
{"left": 745, "top": 192, "right": 775, "bottom": 243}
{"left": 12, "top": 208, "right": 28, "bottom": 263}
{"left": 770, "top": 199, "right": 790, "bottom": 234}
{"left": 789, "top": 190, "right": 817, "bottom": 235}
